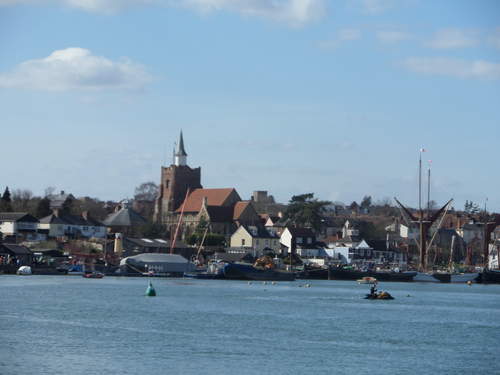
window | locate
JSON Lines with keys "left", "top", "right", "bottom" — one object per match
{"left": 242, "top": 239, "right": 245, "bottom": 246}
{"left": 256, "top": 239, "right": 259, "bottom": 245}
{"left": 307, "top": 237, "right": 312, "bottom": 244}
{"left": 166, "top": 180, "right": 170, "bottom": 188}
{"left": 296, "top": 237, "right": 303, "bottom": 244}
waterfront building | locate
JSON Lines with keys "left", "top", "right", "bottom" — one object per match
{"left": 39, "top": 209, "right": 106, "bottom": 239}
{"left": 229, "top": 225, "right": 280, "bottom": 256}
{"left": 279, "top": 227, "right": 317, "bottom": 256}
{"left": 0, "top": 212, "right": 42, "bottom": 241}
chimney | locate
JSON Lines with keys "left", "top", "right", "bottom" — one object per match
{"left": 202, "top": 196, "right": 208, "bottom": 207}
{"left": 82, "top": 211, "right": 89, "bottom": 220}
{"left": 114, "top": 233, "right": 123, "bottom": 257}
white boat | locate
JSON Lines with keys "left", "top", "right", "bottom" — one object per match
{"left": 16, "top": 266, "right": 32, "bottom": 275}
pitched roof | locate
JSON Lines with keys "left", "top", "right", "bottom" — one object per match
{"left": 178, "top": 188, "right": 238, "bottom": 213}
{"left": 0, "top": 212, "right": 39, "bottom": 223}
{"left": 287, "top": 227, "right": 315, "bottom": 237}
{"left": 242, "top": 225, "right": 277, "bottom": 239}
{"left": 233, "top": 201, "right": 251, "bottom": 220}
{"left": 39, "top": 212, "right": 104, "bottom": 227}
{"left": 103, "top": 207, "right": 147, "bottom": 227}
{"left": 206, "top": 206, "right": 234, "bottom": 223}
{"left": 1, "top": 244, "right": 33, "bottom": 255}
{"left": 49, "top": 191, "right": 75, "bottom": 209}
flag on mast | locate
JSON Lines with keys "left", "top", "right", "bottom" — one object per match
{"left": 420, "top": 147, "right": 426, "bottom": 152}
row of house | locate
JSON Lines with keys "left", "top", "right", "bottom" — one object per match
{"left": 0, "top": 201, "right": 144, "bottom": 242}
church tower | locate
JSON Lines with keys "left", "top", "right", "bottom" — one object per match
{"left": 154, "top": 131, "right": 202, "bottom": 223}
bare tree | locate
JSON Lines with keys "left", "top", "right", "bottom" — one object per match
{"left": 134, "top": 182, "right": 159, "bottom": 202}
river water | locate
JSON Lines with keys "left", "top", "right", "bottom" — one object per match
{"left": 0, "top": 275, "right": 499, "bottom": 375}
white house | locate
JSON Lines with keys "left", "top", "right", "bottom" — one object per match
{"left": 229, "top": 225, "right": 280, "bottom": 256}
{"left": 280, "top": 227, "right": 318, "bottom": 256}
{"left": 0, "top": 212, "right": 42, "bottom": 241}
{"left": 38, "top": 210, "right": 106, "bottom": 239}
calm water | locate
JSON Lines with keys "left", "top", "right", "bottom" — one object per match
{"left": 0, "top": 276, "right": 499, "bottom": 375}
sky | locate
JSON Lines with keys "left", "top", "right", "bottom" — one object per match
{"left": 0, "top": 0, "right": 499, "bottom": 211}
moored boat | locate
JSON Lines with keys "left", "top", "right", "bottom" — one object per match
{"left": 479, "top": 269, "right": 500, "bottom": 284}
{"left": 223, "top": 263, "right": 295, "bottom": 281}
{"left": 431, "top": 272, "right": 479, "bottom": 283}
{"left": 328, "top": 266, "right": 416, "bottom": 282}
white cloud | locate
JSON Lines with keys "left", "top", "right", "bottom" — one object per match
{"left": 376, "top": 30, "right": 411, "bottom": 43}
{"left": 0, "top": 0, "right": 327, "bottom": 25}
{"left": 0, "top": 48, "right": 152, "bottom": 91}
{"left": 427, "top": 28, "right": 479, "bottom": 49}
{"left": 180, "top": 0, "right": 326, "bottom": 25}
{"left": 318, "top": 28, "right": 362, "bottom": 49}
{"left": 402, "top": 57, "right": 500, "bottom": 80}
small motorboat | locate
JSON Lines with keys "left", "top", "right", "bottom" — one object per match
{"left": 365, "top": 291, "right": 394, "bottom": 300}
{"left": 357, "top": 276, "right": 377, "bottom": 284}
{"left": 83, "top": 272, "right": 104, "bottom": 279}
{"left": 16, "top": 266, "right": 32, "bottom": 275}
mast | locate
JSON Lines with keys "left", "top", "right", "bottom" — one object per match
{"left": 419, "top": 148, "right": 425, "bottom": 271}
{"left": 170, "top": 189, "right": 190, "bottom": 254}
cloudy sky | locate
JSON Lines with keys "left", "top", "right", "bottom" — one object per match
{"left": 1, "top": 0, "right": 499, "bottom": 211}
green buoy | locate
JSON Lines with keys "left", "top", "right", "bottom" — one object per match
{"left": 145, "top": 281, "right": 156, "bottom": 297}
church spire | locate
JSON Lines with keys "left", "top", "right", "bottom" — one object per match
{"left": 174, "top": 130, "right": 188, "bottom": 166}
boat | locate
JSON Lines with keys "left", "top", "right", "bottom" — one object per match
{"left": 16, "top": 266, "right": 32, "bottom": 275}
{"left": 328, "top": 266, "right": 416, "bottom": 282}
{"left": 431, "top": 272, "right": 479, "bottom": 283}
{"left": 357, "top": 276, "right": 377, "bottom": 284}
{"left": 481, "top": 269, "right": 500, "bottom": 284}
{"left": 364, "top": 291, "right": 394, "bottom": 300}
{"left": 296, "top": 266, "right": 329, "bottom": 279}
{"left": 83, "top": 272, "right": 104, "bottom": 279}
{"left": 222, "top": 263, "right": 295, "bottom": 281}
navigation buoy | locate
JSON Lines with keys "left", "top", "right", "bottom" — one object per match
{"left": 145, "top": 281, "right": 156, "bottom": 297}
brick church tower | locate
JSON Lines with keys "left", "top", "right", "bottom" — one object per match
{"left": 154, "top": 131, "right": 202, "bottom": 223}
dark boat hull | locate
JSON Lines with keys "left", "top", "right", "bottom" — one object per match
{"left": 481, "top": 269, "right": 500, "bottom": 284}
{"left": 296, "top": 267, "right": 329, "bottom": 279}
{"left": 328, "top": 268, "right": 416, "bottom": 282}
{"left": 223, "top": 263, "right": 295, "bottom": 281}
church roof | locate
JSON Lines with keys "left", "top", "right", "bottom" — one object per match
{"left": 177, "top": 188, "right": 238, "bottom": 213}
{"left": 176, "top": 131, "right": 187, "bottom": 157}
{"left": 233, "top": 201, "right": 251, "bottom": 220}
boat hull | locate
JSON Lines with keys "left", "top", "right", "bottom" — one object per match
{"left": 328, "top": 268, "right": 416, "bottom": 282}
{"left": 223, "top": 263, "right": 295, "bottom": 281}
{"left": 480, "top": 269, "right": 500, "bottom": 284}
{"left": 432, "top": 272, "right": 479, "bottom": 283}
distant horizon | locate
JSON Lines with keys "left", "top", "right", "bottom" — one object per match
{"left": 1, "top": 0, "right": 498, "bottom": 211}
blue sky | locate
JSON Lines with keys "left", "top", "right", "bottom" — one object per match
{"left": 1, "top": 0, "right": 499, "bottom": 211}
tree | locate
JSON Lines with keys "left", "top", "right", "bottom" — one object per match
{"left": 0, "top": 187, "right": 13, "bottom": 212}
{"left": 134, "top": 182, "right": 159, "bottom": 202}
{"left": 36, "top": 197, "right": 52, "bottom": 218}
{"left": 283, "top": 193, "right": 331, "bottom": 232}
{"left": 11, "top": 189, "right": 33, "bottom": 212}
{"left": 360, "top": 195, "right": 372, "bottom": 209}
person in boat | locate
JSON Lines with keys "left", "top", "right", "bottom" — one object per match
{"left": 370, "top": 281, "right": 378, "bottom": 296}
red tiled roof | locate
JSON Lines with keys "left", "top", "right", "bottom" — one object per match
{"left": 177, "top": 188, "right": 237, "bottom": 213}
